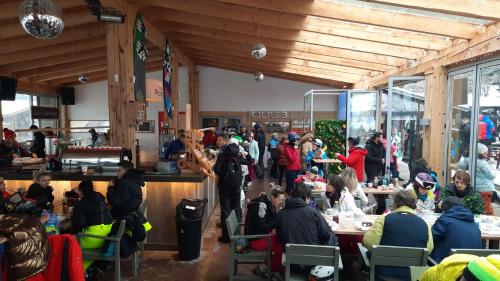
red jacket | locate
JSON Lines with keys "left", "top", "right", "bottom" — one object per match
{"left": 337, "top": 147, "right": 367, "bottom": 182}
{"left": 44, "top": 234, "right": 85, "bottom": 281}
{"left": 283, "top": 144, "right": 300, "bottom": 171}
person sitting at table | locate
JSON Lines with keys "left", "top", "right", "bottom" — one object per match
{"left": 26, "top": 170, "right": 54, "bottom": 210}
{"left": 363, "top": 190, "right": 434, "bottom": 281}
{"left": 107, "top": 160, "right": 144, "bottom": 220}
{"left": 409, "top": 172, "right": 436, "bottom": 212}
{"left": 440, "top": 171, "right": 484, "bottom": 215}
{"left": 323, "top": 174, "right": 343, "bottom": 209}
{"left": 430, "top": 196, "right": 481, "bottom": 263}
{"left": 421, "top": 254, "right": 500, "bottom": 281}
{"left": 0, "top": 128, "right": 36, "bottom": 159}
{"left": 72, "top": 180, "right": 113, "bottom": 234}
{"left": 335, "top": 136, "right": 367, "bottom": 182}
{"left": 294, "top": 166, "right": 324, "bottom": 184}
{"left": 305, "top": 139, "right": 327, "bottom": 177}
{"left": 0, "top": 176, "right": 11, "bottom": 199}
{"left": 340, "top": 167, "right": 368, "bottom": 207}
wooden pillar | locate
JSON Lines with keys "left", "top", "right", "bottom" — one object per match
{"left": 423, "top": 64, "right": 448, "bottom": 183}
{"left": 171, "top": 54, "right": 179, "bottom": 131}
{"left": 105, "top": 2, "right": 137, "bottom": 165}
{"left": 188, "top": 68, "right": 200, "bottom": 128}
{"left": 59, "top": 105, "right": 70, "bottom": 140}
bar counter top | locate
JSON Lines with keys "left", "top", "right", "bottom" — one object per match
{"left": 0, "top": 170, "right": 205, "bottom": 182}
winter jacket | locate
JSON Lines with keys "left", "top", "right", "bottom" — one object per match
{"left": 71, "top": 192, "right": 113, "bottom": 233}
{"left": 0, "top": 214, "right": 49, "bottom": 281}
{"left": 277, "top": 143, "right": 288, "bottom": 166}
{"left": 249, "top": 140, "right": 259, "bottom": 162}
{"left": 363, "top": 206, "right": 433, "bottom": 280}
{"left": 411, "top": 189, "right": 436, "bottom": 212}
{"left": 421, "top": 254, "right": 482, "bottom": 281}
{"left": 339, "top": 187, "right": 364, "bottom": 215}
{"left": 268, "top": 138, "right": 279, "bottom": 159}
{"left": 441, "top": 184, "right": 484, "bottom": 215}
{"left": 164, "top": 139, "right": 185, "bottom": 159}
{"left": 107, "top": 169, "right": 144, "bottom": 219}
{"left": 283, "top": 144, "right": 300, "bottom": 171}
{"left": 214, "top": 144, "right": 244, "bottom": 196}
{"left": 254, "top": 130, "right": 266, "bottom": 153}
{"left": 352, "top": 184, "right": 369, "bottom": 206}
{"left": 337, "top": 146, "right": 367, "bottom": 182}
{"left": 244, "top": 193, "right": 277, "bottom": 236}
{"left": 475, "top": 159, "right": 496, "bottom": 192}
{"left": 364, "top": 139, "right": 385, "bottom": 177}
{"left": 26, "top": 183, "right": 55, "bottom": 210}
{"left": 430, "top": 206, "right": 481, "bottom": 263}
{"left": 202, "top": 131, "right": 217, "bottom": 148}
{"left": 109, "top": 210, "right": 149, "bottom": 258}
{"left": 276, "top": 197, "right": 333, "bottom": 247}
{"left": 480, "top": 114, "right": 495, "bottom": 140}
{"left": 44, "top": 234, "right": 84, "bottom": 281}
{"left": 30, "top": 132, "right": 46, "bottom": 158}
{"left": 0, "top": 141, "right": 31, "bottom": 159}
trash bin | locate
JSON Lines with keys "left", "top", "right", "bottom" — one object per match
{"left": 176, "top": 198, "right": 208, "bottom": 260}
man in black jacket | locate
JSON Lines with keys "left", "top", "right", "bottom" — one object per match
{"left": 365, "top": 132, "right": 386, "bottom": 183}
{"left": 254, "top": 124, "right": 266, "bottom": 179}
{"left": 107, "top": 161, "right": 144, "bottom": 220}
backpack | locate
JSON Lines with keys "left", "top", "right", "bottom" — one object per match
{"left": 221, "top": 158, "right": 243, "bottom": 190}
{"left": 244, "top": 195, "right": 270, "bottom": 236}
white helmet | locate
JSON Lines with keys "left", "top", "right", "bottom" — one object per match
{"left": 308, "top": 265, "right": 334, "bottom": 281}
{"left": 313, "top": 139, "right": 323, "bottom": 147}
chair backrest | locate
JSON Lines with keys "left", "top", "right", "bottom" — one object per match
{"left": 385, "top": 197, "right": 394, "bottom": 210}
{"left": 371, "top": 245, "right": 429, "bottom": 267}
{"left": 225, "top": 210, "right": 239, "bottom": 239}
{"left": 139, "top": 199, "right": 148, "bottom": 214}
{"left": 285, "top": 244, "right": 340, "bottom": 267}
{"left": 113, "top": 220, "right": 127, "bottom": 239}
{"left": 450, "top": 248, "right": 500, "bottom": 257}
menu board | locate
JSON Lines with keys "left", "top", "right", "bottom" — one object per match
{"left": 31, "top": 106, "right": 59, "bottom": 119}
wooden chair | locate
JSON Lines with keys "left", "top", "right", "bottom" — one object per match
{"left": 357, "top": 244, "right": 429, "bottom": 281}
{"left": 409, "top": 266, "right": 429, "bottom": 281}
{"left": 77, "top": 220, "right": 128, "bottom": 281}
{"left": 225, "top": 210, "right": 272, "bottom": 281}
{"left": 285, "top": 244, "right": 342, "bottom": 281}
{"left": 450, "top": 248, "right": 500, "bottom": 256}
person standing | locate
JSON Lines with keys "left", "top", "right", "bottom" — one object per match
{"left": 305, "top": 139, "right": 327, "bottom": 176}
{"left": 283, "top": 132, "right": 301, "bottom": 193}
{"left": 247, "top": 133, "right": 260, "bottom": 187}
{"left": 335, "top": 136, "right": 367, "bottom": 182}
{"left": 254, "top": 124, "right": 266, "bottom": 179}
{"left": 364, "top": 132, "right": 386, "bottom": 183}
{"left": 268, "top": 133, "right": 280, "bottom": 179}
{"left": 474, "top": 143, "right": 496, "bottom": 215}
{"left": 29, "top": 125, "right": 46, "bottom": 158}
{"left": 300, "top": 133, "right": 314, "bottom": 172}
{"left": 277, "top": 137, "right": 288, "bottom": 186}
{"left": 106, "top": 161, "right": 144, "bottom": 220}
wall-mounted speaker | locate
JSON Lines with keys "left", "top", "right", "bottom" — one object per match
{"left": 59, "top": 87, "right": 75, "bottom": 105}
{"left": 0, "top": 76, "right": 17, "bottom": 101}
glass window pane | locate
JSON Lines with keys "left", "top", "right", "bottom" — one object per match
{"left": 69, "top": 120, "right": 110, "bottom": 146}
{"left": 446, "top": 71, "right": 475, "bottom": 183}
{"left": 2, "top": 94, "right": 33, "bottom": 143}
{"left": 347, "top": 91, "right": 378, "bottom": 147}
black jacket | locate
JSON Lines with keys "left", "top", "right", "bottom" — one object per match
{"left": 244, "top": 193, "right": 276, "bottom": 236}
{"left": 107, "top": 169, "right": 144, "bottom": 219}
{"left": 109, "top": 210, "right": 148, "bottom": 258}
{"left": 26, "top": 183, "right": 54, "bottom": 210}
{"left": 214, "top": 144, "right": 246, "bottom": 196}
{"left": 364, "top": 139, "right": 385, "bottom": 176}
{"left": 71, "top": 192, "right": 113, "bottom": 233}
{"left": 30, "top": 132, "right": 46, "bottom": 158}
{"left": 255, "top": 131, "right": 266, "bottom": 152}
{"left": 276, "top": 197, "right": 333, "bottom": 247}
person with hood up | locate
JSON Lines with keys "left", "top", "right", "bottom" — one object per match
{"left": 364, "top": 132, "right": 385, "bottom": 183}
{"left": 254, "top": 124, "right": 266, "bottom": 179}
{"left": 107, "top": 160, "right": 144, "bottom": 220}
{"left": 440, "top": 171, "right": 484, "bottom": 215}
{"left": 430, "top": 196, "right": 481, "bottom": 263}
{"left": 305, "top": 138, "right": 327, "bottom": 177}
{"left": 29, "top": 125, "right": 46, "bottom": 158}
{"left": 268, "top": 133, "right": 280, "bottom": 179}
{"left": 283, "top": 132, "right": 301, "bottom": 193}
{"left": 335, "top": 136, "right": 367, "bottom": 182}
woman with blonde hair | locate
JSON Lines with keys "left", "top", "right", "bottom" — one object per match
{"left": 340, "top": 167, "right": 368, "bottom": 207}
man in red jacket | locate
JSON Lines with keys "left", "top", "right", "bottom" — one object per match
{"left": 335, "top": 137, "right": 368, "bottom": 182}
{"left": 284, "top": 132, "right": 301, "bottom": 193}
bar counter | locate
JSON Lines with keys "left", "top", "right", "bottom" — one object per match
{"left": 3, "top": 170, "right": 218, "bottom": 251}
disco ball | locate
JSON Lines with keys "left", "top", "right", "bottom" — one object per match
{"left": 19, "top": 0, "right": 64, "bottom": 39}
{"left": 254, "top": 72, "right": 264, "bottom": 82}
{"left": 78, "top": 73, "right": 89, "bottom": 84}
{"left": 251, "top": 43, "right": 267, "bottom": 60}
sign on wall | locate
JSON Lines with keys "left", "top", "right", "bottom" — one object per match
{"left": 31, "top": 106, "right": 59, "bottom": 119}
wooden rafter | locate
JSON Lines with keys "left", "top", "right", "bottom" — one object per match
{"left": 133, "top": 0, "right": 451, "bottom": 50}
{"left": 215, "top": 0, "right": 485, "bottom": 38}
{"left": 363, "top": 0, "right": 500, "bottom": 21}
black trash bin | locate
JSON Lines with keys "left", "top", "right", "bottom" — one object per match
{"left": 176, "top": 198, "right": 208, "bottom": 260}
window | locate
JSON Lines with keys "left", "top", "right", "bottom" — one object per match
{"left": 69, "top": 120, "right": 109, "bottom": 146}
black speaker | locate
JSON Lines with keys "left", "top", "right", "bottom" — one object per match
{"left": 0, "top": 76, "right": 17, "bottom": 101}
{"left": 59, "top": 87, "right": 75, "bottom": 105}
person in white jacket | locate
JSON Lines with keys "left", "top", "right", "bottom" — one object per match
{"left": 340, "top": 167, "right": 368, "bottom": 207}
{"left": 324, "top": 174, "right": 364, "bottom": 215}
{"left": 245, "top": 133, "right": 260, "bottom": 187}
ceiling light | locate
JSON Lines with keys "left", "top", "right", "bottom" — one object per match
{"left": 254, "top": 72, "right": 264, "bottom": 82}
{"left": 97, "top": 13, "right": 124, "bottom": 23}
{"left": 251, "top": 43, "right": 267, "bottom": 60}
{"left": 19, "top": 0, "right": 64, "bottom": 39}
{"left": 78, "top": 74, "right": 89, "bottom": 84}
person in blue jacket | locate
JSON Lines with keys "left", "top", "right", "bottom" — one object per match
{"left": 430, "top": 196, "right": 481, "bottom": 263}
{"left": 305, "top": 139, "right": 327, "bottom": 177}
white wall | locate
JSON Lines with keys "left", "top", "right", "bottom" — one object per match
{"left": 198, "top": 66, "right": 335, "bottom": 112}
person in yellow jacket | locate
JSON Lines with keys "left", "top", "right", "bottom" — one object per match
{"left": 421, "top": 254, "right": 500, "bottom": 281}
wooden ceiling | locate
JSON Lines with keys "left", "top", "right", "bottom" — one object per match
{"left": 0, "top": 0, "right": 498, "bottom": 89}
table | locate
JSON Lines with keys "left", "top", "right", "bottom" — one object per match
{"left": 313, "top": 159, "right": 342, "bottom": 177}
{"left": 362, "top": 187, "right": 397, "bottom": 195}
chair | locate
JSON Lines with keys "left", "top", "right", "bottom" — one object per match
{"left": 285, "top": 244, "right": 342, "bottom": 281}
{"left": 410, "top": 266, "right": 429, "bottom": 281}
{"left": 225, "top": 210, "right": 272, "bottom": 281}
{"left": 358, "top": 244, "right": 429, "bottom": 281}
{"left": 450, "top": 248, "right": 500, "bottom": 256}
{"left": 77, "top": 220, "right": 127, "bottom": 281}
{"left": 385, "top": 197, "right": 394, "bottom": 210}
{"left": 132, "top": 199, "right": 148, "bottom": 276}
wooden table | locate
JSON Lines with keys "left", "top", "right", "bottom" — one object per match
{"left": 362, "top": 187, "right": 398, "bottom": 195}
{"left": 313, "top": 159, "right": 342, "bottom": 177}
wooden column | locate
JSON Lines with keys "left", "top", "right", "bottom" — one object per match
{"left": 423, "top": 64, "right": 448, "bottom": 183}
{"left": 171, "top": 54, "right": 179, "bottom": 131}
{"left": 59, "top": 105, "right": 70, "bottom": 140}
{"left": 105, "top": 2, "right": 137, "bottom": 164}
{"left": 188, "top": 68, "right": 200, "bottom": 128}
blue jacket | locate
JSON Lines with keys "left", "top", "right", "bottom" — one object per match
{"left": 164, "top": 139, "right": 185, "bottom": 159}
{"left": 430, "top": 206, "right": 481, "bottom": 263}
{"left": 482, "top": 115, "right": 495, "bottom": 139}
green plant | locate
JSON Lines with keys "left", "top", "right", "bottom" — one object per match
{"left": 314, "top": 120, "right": 347, "bottom": 174}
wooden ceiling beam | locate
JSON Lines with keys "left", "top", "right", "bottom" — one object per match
{"left": 33, "top": 64, "right": 109, "bottom": 82}
{"left": 0, "top": 0, "right": 84, "bottom": 21}
{"left": 133, "top": 0, "right": 450, "bottom": 50}
{"left": 0, "top": 37, "right": 106, "bottom": 65}
{"left": 216, "top": 0, "right": 485, "bottom": 39}
{"left": 362, "top": 0, "right": 500, "bottom": 21}
{"left": 148, "top": 9, "right": 427, "bottom": 59}
{"left": 160, "top": 22, "right": 408, "bottom": 66}
{"left": 0, "top": 7, "right": 96, "bottom": 40}
{"left": 14, "top": 57, "right": 108, "bottom": 78}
